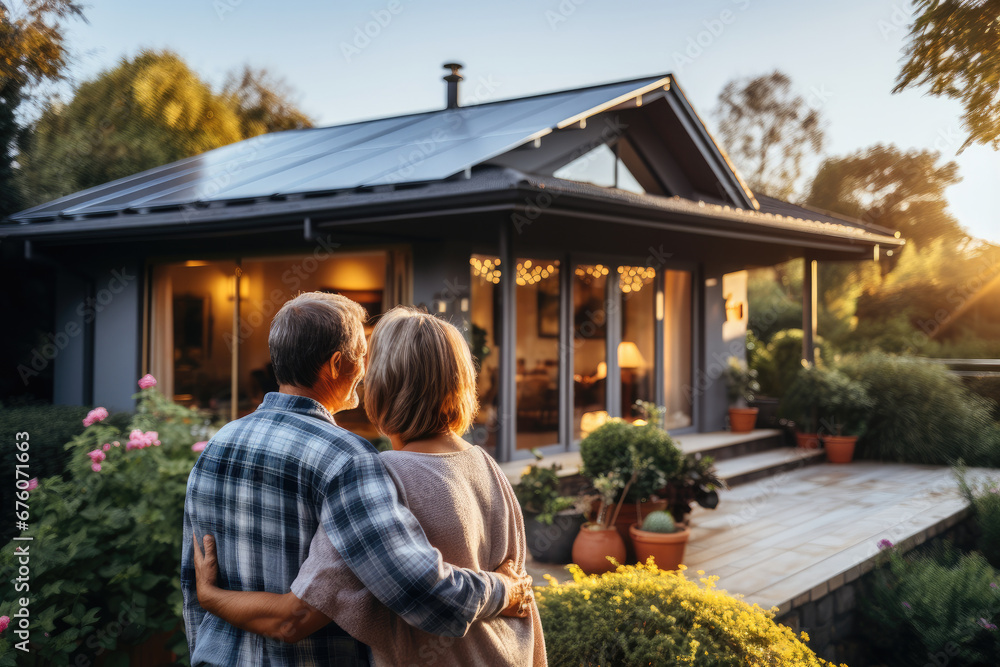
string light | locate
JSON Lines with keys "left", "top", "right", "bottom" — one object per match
{"left": 470, "top": 256, "right": 502, "bottom": 284}
{"left": 617, "top": 266, "right": 656, "bottom": 293}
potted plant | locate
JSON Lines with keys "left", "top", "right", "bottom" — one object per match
{"left": 724, "top": 357, "right": 760, "bottom": 433}
{"left": 819, "top": 371, "right": 874, "bottom": 463}
{"left": 578, "top": 417, "right": 682, "bottom": 559}
{"left": 779, "top": 364, "right": 826, "bottom": 448}
{"left": 571, "top": 471, "right": 630, "bottom": 574}
{"left": 660, "top": 452, "right": 728, "bottom": 524}
{"left": 514, "top": 455, "right": 587, "bottom": 563}
{"left": 628, "top": 509, "right": 691, "bottom": 570}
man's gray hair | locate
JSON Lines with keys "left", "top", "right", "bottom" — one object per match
{"left": 269, "top": 292, "right": 368, "bottom": 388}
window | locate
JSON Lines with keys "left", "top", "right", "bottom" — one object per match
{"left": 150, "top": 251, "right": 390, "bottom": 438}
{"left": 469, "top": 255, "right": 501, "bottom": 455}
{"left": 515, "top": 258, "right": 561, "bottom": 450}
{"left": 619, "top": 265, "right": 657, "bottom": 421}
{"left": 663, "top": 270, "right": 693, "bottom": 430}
{"left": 552, "top": 141, "right": 654, "bottom": 195}
{"left": 573, "top": 264, "right": 609, "bottom": 439}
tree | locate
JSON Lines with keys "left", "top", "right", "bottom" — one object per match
{"left": 0, "top": 0, "right": 84, "bottom": 217}
{"left": 712, "top": 71, "right": 824, "bottom": 200}
{"left": 803, "top": 143, "right": 965, "bottom": 251}
{"left": 16, "top": 50, "right": 313, "bottom": 207}
{"left": 894, "top": 0, "right": 1000, "bottom": 151}
{"left": 221, "top": 66, "right": 313, "bottom": 137}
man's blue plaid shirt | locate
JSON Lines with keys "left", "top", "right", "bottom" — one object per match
{"left": 181, "top": 392, "right": 505, "bottom": 666}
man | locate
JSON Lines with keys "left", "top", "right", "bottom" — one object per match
{"left": 181, "top": 292, "right": 530, "bottom": 665}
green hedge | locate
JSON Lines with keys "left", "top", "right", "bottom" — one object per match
{"left": 860, "top": 545, "right": 1000, "bottom": 666}
{"left": 838, "top": 353, "right": 1000, "bottom": 466}
{"left": 579, "top": 420, "right": 683, "bottom": 501}
{"left": 0, "top": 404, "right": 92, "bottom": 545}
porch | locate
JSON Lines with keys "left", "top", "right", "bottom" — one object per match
{"left": 523, "top": 455, "right": 1000, "bottom": 659}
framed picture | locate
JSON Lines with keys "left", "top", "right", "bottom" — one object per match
{"left": 537, "top": 280, "right": 560, "bottom": 338}
{"left": 322, "top": 288, "right": 383, "bottom": 320}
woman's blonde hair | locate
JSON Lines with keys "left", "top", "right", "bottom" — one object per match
{"left": 364, "top": 306, "right": 479, "bottom": 443}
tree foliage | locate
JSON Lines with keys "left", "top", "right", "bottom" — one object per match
{"left": 16, "top": 49, "right": 313, "bottom": 208}
{"left": 712, "top": 70, "right": 823, "bottom": 199}
{"left": 221, "top": 65, "right": 313, "bottom": 137}
{"left": 0, "top": 0, "right": 84, "bottom": 216}
{"left": 804, "top": 143, "right": 965, "bottom": 250}
{"left": 894, "top": 0, "right": 1000, "bottom": 151}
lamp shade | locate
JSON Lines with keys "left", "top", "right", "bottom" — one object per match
{"left": 618, "top": 341, "right": 646, "bottom": 369}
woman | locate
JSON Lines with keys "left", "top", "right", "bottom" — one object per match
{"left": 193, "top": 306, "right": 546, "bottom": 666}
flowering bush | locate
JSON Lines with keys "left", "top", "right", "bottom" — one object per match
{"left": 0, "top": 378, "right": 218, "bottom": 666}
{"left": 536, "top": 560, "right": 841, "bottom": 666}
{"left": 859, "top": 543, "right": 1000, "bottom": 666}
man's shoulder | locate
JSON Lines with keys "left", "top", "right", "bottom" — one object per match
{"left": 204, "top": 406, "right": 377, "bottom": 474}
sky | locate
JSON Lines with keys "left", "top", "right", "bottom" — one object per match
{"left": 48, "top": 0, "right": 1000, "bottom": 244}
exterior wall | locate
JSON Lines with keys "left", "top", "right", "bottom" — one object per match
{"left": 411, "top": 241, "right": 474, "bottom": 329}
{"left": 53, "top": 272, "right": 89, "bottom": 406}
{"left": 697, "top": 269, "right": 748, "bottom": 431}
{"left": 91, "top": 261, "right": 143, "bottom": 412}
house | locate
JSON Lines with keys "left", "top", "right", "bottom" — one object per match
{"left": 0, "top": 66, "right": 903, "bottom": 462}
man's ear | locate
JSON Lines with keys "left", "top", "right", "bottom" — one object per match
{"left": 328, "top": 351, "right": 343, "bottom": 380}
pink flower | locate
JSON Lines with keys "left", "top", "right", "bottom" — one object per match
{"left": 25, "top": 478, "right": 38, "bottom": 492}
{"left": 192, "top": 441, "right": 208, "bottom": 453}
{"left": 877, "top": 539, "right": 894, "bottom": 550}
{"left": 102, "top": 443, "right": 111, "bottom": 452}
{"left": 138, "top": 374, "right": 157, "bottom": 390}
{"left": 126, "top": 429, "right": 160, "bottom": 450}
{"left": 87, "top": 449, "right": 106, "bottom": 464}
{"left": 112, "top": 441, "right": 120, "bottom": 447}
{"left": 978, "top": 617, "right": 997, "bottom": 630}
{"left": 83, "top": 407, "right": 109, "bottom": 427}
{"left": 91, "top": 463, "right": 102, "bottom": 473}
{"left": 0, "top": 616, "right": 8, "bottom": 633}
{"left": 902, "top": 601, "right": 911, "bottom": 610}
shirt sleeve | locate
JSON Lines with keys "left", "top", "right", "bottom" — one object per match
{"left": 290, "top": 529, "right": 394, "bottom": 649}
{"left": 315, "top": 451, "right": 507, "bottom": 637}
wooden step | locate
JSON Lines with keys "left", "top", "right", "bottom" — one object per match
{"left": 714, "top": 447, "right": 825, "bottom": 486}
{"left": 675, "top": 429, "right": 786, "bottom": 462}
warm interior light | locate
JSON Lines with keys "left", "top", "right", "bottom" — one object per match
{"left": 185, "top": 260, "right": 210, "bottom": 267}
{"left": 579, "top": 410, "right": 609, "bottom": 436}
{"left": 618, "top": 341, "right": 646, "bottom": 369}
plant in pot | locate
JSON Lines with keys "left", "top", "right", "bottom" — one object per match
{"left": 514, "top": 456, "right": 587, "bottom": 563}
{"left": 724, "top": 357, "right": 761, "bottom": 433}
{"left": 818, "top": 371, "right": 874, "bottom": 464}
{"left": 579, "top": 418, "right": 682, "bottom": 559}
{"left": 779, "top": 364, "right": 826, "bottom": 448}
{"left": 628, "top": 509, "right": 691, "bottom": 570}
{"left": 661, "top": 452, "right": 728, "bottom": 525}
{"left": 573, "top": 443, "right": 661, "bottom": 574}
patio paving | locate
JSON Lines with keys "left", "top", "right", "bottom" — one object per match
{"left": 527, "top": 462, "right": 1000, "bottom": 617}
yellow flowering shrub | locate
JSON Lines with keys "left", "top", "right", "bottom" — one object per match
{"left": 536, "top": 559, "right": 844, "bottom": 667}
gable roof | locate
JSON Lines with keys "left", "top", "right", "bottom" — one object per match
{"left": 6, "top": 74, "right": 758, "bottom": 224}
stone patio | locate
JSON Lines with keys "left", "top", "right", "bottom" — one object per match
{"left": 527, "top": 462, "right": 1000, "bottom": 618}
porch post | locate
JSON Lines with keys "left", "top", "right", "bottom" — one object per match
{"left": 606, "top": 269, "right": 622, "bottom": 418}
{"left": 802, "top": 257, "right": 817, "bottom": 365}
{"left": 497, "top": 220, "right": 517, "bottom": 462}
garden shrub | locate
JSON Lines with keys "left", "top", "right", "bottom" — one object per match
{"left": 0, "top": 378, "right": 215, "bottom": 666}
{"left": 859, "top": 544, "right": 1000, "bottom": 666}
{"left": 838, "top": 352, "right": 1000, "bottom": 466}
{"left": 579, "top": 420, "right": 683, "bottom": 501}
{"left": 0, "top": 404, "right": 99, "bottom": 546}
{"left": 750, "top": 329, "right": 827, "bottom": 398}
{"left": 536, "top": 560, "right": 840, "bottom": 667}
{"left": 957, "top": 467, "right": 1000, "bottom": 570}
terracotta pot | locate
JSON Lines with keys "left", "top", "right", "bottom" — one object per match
{"left": 728, "top": 407, "right": 759, "bottom": 433}
{"left": 795, "top": 432, "right": 821, "bottom": 449}
{"left": 629, "top": 522, "right": 690, "bottom": 570}
{"left": 823, "top": 434, "right": 857, "bottom": 463}
{"left": 590, "top": 497, "right": 668, "bottom": 562}
{"left": 572, "top": 523, "right": 627, "bottom": 574}
{"left": 524, "top": 512, "right": 586, "bottom": 563}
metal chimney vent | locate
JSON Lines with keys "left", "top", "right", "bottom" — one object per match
{"left": 443, "top": 62, "right": 463, "bottom": 109}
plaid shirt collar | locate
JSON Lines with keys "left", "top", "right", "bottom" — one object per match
{"left": 257, "top": 391, "right": 338, "bottom": 426}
